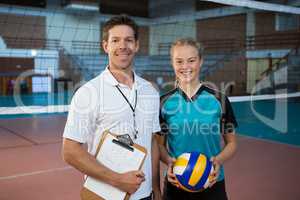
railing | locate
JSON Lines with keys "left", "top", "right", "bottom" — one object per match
{"left": 60, "top": 47, "right": 83, "bottom": 68}
{"left": 59, "top": 47, "right": 86, "bottom": 78}
{"left": 246, "top": 32, "right": 300, "bottom": 49}
{"left": 71, "top": 40, "right": 101, "bottom": 54}
{"left": 157, "top": 43, "right": 171, "bottom": 55}
{"left": 0, "top": 37, "right": 99, "bottom": 83}
{"left": 157, "top": 32, "right": 300, "bottom": 55}
{"left": 3, "top": 37, "right": 61, "bottom": 50}
{"left": 202, "top": 50, "right": 245, "bottom": 78}
{"left": 202, "top": 38, "right": 243, "bottom": 52}
{"left": 158, "top": 39, "right": 241, "bottom": 55}
{"left": 2, "top": 31, "right": 299, "bottom": 54}
{"left": 260, "top": 45, "right": 299, "bottom": 78}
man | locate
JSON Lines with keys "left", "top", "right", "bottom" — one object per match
{"left": 62, "top": 15, "right": 161, "bottom": 200}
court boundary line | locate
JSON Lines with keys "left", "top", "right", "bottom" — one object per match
{"left": 0, "top": 144, "right": 33, "bottom": 150}
{"left": 0, "top": 125, "right": 38, "bottom": 145}
{"left": 0, "top": 105, "right": 69, "bottom": 115}
{"left": 0, "top": 166, "right": 73, "bottom": 181}
{"left": 0, "top": 140, "right": 62, "bottom": 150}
{"left": 230, "top": 92, "right": 300, "bottom": 102}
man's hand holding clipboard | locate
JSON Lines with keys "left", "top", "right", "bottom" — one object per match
{"left": 81, "top": 131, "right": 148, "bottom": 200}
{"left": 114, "top": 170, "right": 145, "bottom": 195}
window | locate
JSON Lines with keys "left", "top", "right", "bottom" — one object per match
{"left": 276, "top": 13, "right": 299, "bottom": 31}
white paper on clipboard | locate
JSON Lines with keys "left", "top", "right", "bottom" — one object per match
{"left": 83, "top": 133, "right": 146, "bottom": 200}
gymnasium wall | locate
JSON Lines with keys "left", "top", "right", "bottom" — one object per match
{"left": 46, "top": 12, "right": 100, "bottom": 53}
{"left": 0, "top": 10, "right": 100, "bottom": 53}
{"left": 69, "top": 0, "right": 98, "bottom": 3}
{"left": 196, "top": 14, "right": 246, "bottom": 52}
{"left": 255, "top": 12, "right": 300, "bottom": 35}
{"left": 0, "top": 49, "right": 59, "bottom": 94}
{"left": 137, "top": 26, "right": 149, "bottom": 56}
{"left": 149, "top": 20, "right": 197, "bottom": 55}
{"left": 0, "top": 57, "right": 34, "bottom": 95}
{"left": 0, "top": 57, "right": 34, "bottom": 73}
{"left": 0, "top": 13, "right": 46, "bottom": 49}
{"left": 254, "top": 12, "right": 300, "bottom": 50}
{"left": 100, "top": 0, "right": 148, "bottom": 17}
{"left": 205, "top": 55, "right": 247, "bottom": 95}
{"left": 149, "top": 0, "right": 195, "bottom": 18}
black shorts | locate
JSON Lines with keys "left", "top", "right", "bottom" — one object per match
{"left": 163, "top": 179, "right": 228, "bottom": 200}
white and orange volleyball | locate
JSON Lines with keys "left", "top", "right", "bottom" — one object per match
{"left": 173, "top": 152, "right": 214, "bottom": 192}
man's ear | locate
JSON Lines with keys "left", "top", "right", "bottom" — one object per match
{"left": 134, "top": 40, "right": 140, "bottom": 53}
{"left": 102, "top": 40, "right": 108, "bottom": 53}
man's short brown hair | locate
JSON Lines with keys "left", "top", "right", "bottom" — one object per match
{"left": 102, "top": 14, "right": 139, "bottom": 41}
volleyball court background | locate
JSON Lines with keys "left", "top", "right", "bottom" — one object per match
{"left": 0, "top": 1, "right": 299, "bottom": 199}
{"left": 0, "top": 0, "right": 299, "bottom": 144}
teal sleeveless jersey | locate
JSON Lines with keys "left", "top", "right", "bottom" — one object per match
{"left": 160, "top": 85, "right": 237, "bottom": 182}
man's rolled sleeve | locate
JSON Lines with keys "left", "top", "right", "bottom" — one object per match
{"left": 63, "top": 84, "right": 98, "bottom": 143}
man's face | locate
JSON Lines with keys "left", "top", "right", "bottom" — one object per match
{"left": 102, "top": 25, "right": 139, "bottom": 71}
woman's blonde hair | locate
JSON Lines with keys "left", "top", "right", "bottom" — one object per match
{"left": 170, "top": 38, "right": 204, "bottom": 59}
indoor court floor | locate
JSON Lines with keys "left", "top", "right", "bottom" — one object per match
{"left": 0, "top": 114, "right": 299, "bottom": 200}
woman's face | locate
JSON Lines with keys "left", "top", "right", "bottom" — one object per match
{"left": 172, "top": 45, "right": 202, "bottom": 85}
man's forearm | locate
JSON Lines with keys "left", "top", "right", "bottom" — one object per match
{"left": 62, "top": 138, "right": 120, "bottom": 187}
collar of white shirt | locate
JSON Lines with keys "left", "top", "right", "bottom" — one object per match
{"left": 102, "top": 66, "right": 140, "bottom": 89}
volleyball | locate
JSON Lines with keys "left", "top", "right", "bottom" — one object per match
{"left": 173, "top": 152, "right": 214, "bottom": 192}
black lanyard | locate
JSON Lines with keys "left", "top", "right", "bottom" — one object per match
{"left": 115, "top": 85, "right": 138, "bottom": 139}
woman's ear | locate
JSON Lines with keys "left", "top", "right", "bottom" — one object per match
{"left": 199, "top": 56, "right": 203, "bottom": 66}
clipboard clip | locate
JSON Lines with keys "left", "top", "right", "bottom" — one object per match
{"left": 113, "top": 134, "right": 134, "bottom": 152}
{"left": 116, "top": 134, "right": 134, "bottom": 146}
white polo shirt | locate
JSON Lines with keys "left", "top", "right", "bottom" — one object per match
{"left": 63, "top": 68, "right": 161, "bottom": 200}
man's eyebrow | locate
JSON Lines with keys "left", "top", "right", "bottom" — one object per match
{"left": 125, "top": 36, "right": 135, "bottom": 39}
{"left": 111, "top": 36, "right": 134, "bottom": 38}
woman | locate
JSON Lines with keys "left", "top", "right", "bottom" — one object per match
{"left": 158, "top": 38, "right": 238, "bottom": 200}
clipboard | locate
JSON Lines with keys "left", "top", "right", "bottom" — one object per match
{"left": 80, "top": 131, "right": 147, "bottom": 200}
